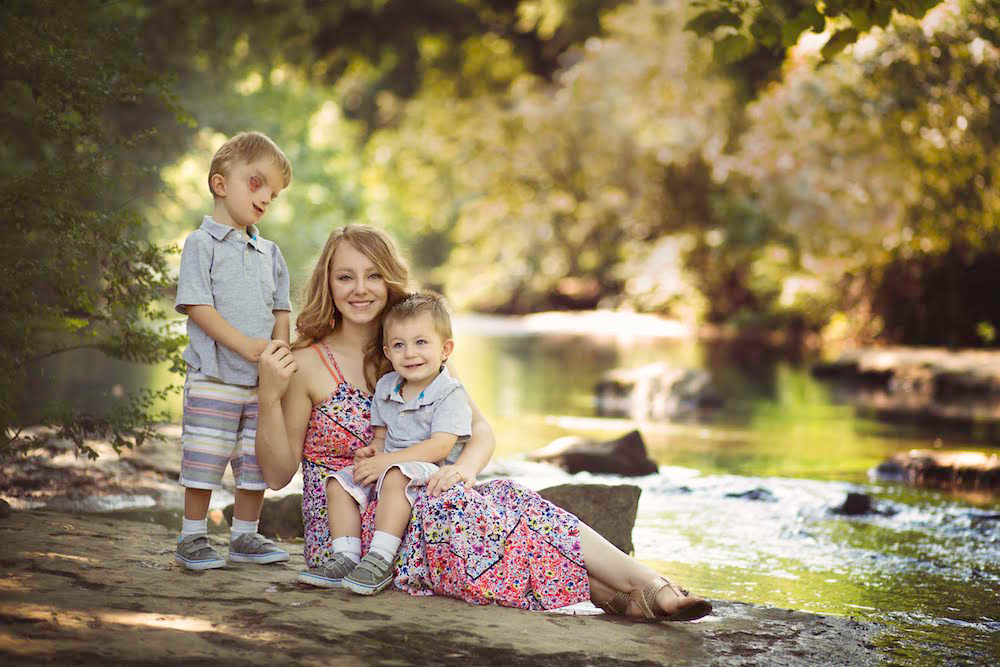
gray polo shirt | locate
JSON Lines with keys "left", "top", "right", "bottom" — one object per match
{"left": 371, "top": 367, "right": 472, "bottom": 465}
{"left": 175, "top": 216, "right": 291, "bottom": 386}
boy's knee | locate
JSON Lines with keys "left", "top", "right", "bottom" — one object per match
{"left": 383, "top": 468, "right": 408, "bottom": 487}
{"left": 325, "top": 479, "right": 351, "bottom": 501}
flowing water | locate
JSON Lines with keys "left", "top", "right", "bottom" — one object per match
{"left": 20, "top": 313, "right": 1000, "bottom": 664}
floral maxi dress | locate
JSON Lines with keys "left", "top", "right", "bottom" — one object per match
{"left": 300, "top": 343, "right": 591, "bottom": 610}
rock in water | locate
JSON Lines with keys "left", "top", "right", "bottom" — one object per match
{"left": 223, "top": 494, "right": 303, "bottom": 539}
{"left": 539, "top": 483, "right": 641, "bottom": 555}
{"left": 725, "top": 488, "right": 777, "bottom": 502}
{"left": 833, "top": 492, "right": 874, "bottom": 515}
{"left": 870, "top": 450, "right": 1000, "bottom": 493}
{"left": 527, "top": 430, "right": 659, "bottom": 476}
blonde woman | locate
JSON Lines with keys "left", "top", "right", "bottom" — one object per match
{"left": 256, "top": 225, "right": 711, "bottom": 621}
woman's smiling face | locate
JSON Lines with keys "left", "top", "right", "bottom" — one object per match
{"left": 329, "top": 241, "right": 389, "bottom": 327}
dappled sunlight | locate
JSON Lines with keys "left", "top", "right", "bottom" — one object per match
{"left": 0, "top": 602, "right": 288, "bottom": 641}
{"left": 24, "top": 551, "right": 95, "bottom": 564}
{"left": 0, "top": 576, "right": 29, "bottom": 592}
{"left": 97, "top": 610, "right": 218, "bottom": 632}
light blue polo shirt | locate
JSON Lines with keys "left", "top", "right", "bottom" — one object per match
{"left": 371, "top": 367, "right": 472, "bottom": 464}
{"left": 175, "top": 216, "right": 290, "bottom": 386}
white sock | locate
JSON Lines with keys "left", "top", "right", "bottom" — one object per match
{"left": 332, "top": 536, "right": 362, "bottom": 564}
{"left": 231, "top": 518, "right": 259, "bottom": 540}
{"left": 181, "top": 517, "right": 207, "bottom": 537}
{"left": 369, "top": 531, "right": 401, "bottom": 563}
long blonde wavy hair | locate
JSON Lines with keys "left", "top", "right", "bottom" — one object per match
{"left": 293, "top": 225, "right": 410, "bottom": 390}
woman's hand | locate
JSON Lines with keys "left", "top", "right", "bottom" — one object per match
{"left": 258, "top": 340, "right": 297, "bottom": 405}
{"left": 426, "top": 463, "right": 477, "bottom": 497}
{"left": 353, "top": 453, "right": 392, "bottom": 485}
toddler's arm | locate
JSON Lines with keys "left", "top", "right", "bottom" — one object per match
{"left": 353, "top": 431, "right": 459, "bottom": 485}
{"left": 187, "top": 305, "right": 269, "bottom": 363}
{"left": 272, "top": 310, "right": 290, "bottom": 344}
{"left": 382, "top": 432, "right": 458, "bottom": 466}
{"left": 354, "top": 426, "right": 386, "bottom": 460}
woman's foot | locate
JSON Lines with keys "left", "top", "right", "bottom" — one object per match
{"left": 597, "top": 576, "right": 712, "bottom": 622}
{"left": 645, "top": 576, "right": 712, "bottom": 621}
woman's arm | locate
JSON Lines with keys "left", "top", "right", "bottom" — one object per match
{"left": 426, "top": 393, "right": 495, "bottom": 496}
{"left": 256, "top": 341, "right": 308, "bottom": 489}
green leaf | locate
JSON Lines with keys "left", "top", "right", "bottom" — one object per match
{"left": 872, "top": 2, "right": 894, "bottom": 27}
{"left": 714, "top": 34, "right": 751, "bottom": 64}
{"left": 800, "top": 7, "right": 826, "bottom": 33}
{"left": 821, "top": 28, "right": 860, "bottom": 59}
{"left": 845, "top": 9, "right": 873, "bottom": 31}
{"left": 895, "top": 0, "right": 937, "bottom": 17}
{"left": 749, "top": 11, "right": 782, "bottom": 48}
{"left": 685, "top": 10, "right": 742, "bottom": 36}
{"left": 781, "top": 18, "right": 810, "bottom": 47}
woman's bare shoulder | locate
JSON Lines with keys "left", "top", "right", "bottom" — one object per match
{"left": 290, "top": 343, "right": 338, "bottom": 404}
{"left": 292, "top": 345, "right": 318, "bottom": 362}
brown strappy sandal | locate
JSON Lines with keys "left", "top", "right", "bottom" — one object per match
{"left": 599, "top": 576, "right": 712, "bottom": 622}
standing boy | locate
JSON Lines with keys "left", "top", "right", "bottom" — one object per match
{"left": 174, "top": 131, "right": 293, "bottom": 570}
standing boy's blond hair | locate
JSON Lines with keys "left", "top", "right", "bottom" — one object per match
{"left": 207, "top": 131, "right": 293, "bottom": 197}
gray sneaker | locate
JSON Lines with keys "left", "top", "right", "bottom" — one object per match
{"left": 343, "top": 552, "right": 395, "bottom": 596}
{"left": 175, "top": 534, "right": 226, "bottom": 571}
{"left": 297, "top": 553, "right": 357, "bottom": 589}
{"left": 228, "top": 532, "right": 290, "bottom": 564}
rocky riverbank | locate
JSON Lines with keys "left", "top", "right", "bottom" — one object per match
{"left": 812, "top": 346, "right": 1000, "bottom": 436}
{"left": 0, "top": 509, "right": 881, "bottom": 666}
{"left": 0, "top": 432, "right": 886, "bottom": 665}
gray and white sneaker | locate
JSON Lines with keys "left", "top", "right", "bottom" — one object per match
{"left": 228, "top": 532, "right": 290, "bottom": 564}
{"left": 175, "top": 534, "right": 227, "bottom": 571}
{"left": 297, "top": 553, "right": 357, "bottom": 588}
{"left": 343, "top": 552, "right": 395, "bottom": 596}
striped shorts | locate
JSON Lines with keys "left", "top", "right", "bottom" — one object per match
{"left": 179, "top": 371, "right": 266, "bottom": 491}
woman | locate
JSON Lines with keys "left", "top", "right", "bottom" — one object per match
{"left": 256, "top": 225, "right": 711, "bottom": 621}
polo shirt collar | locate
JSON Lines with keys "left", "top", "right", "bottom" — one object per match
{"left": 199, "top": 216, "right": 264, "bottom": 252}
{"left": 385, "top": 366, "right": 455, "bottom": 408}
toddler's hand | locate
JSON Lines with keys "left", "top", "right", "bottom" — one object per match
{"left": 353, "top": 445, "right": 378, "bottom": 461}
{"left": 353, "top": 454, "right": 390, "bottom": 485}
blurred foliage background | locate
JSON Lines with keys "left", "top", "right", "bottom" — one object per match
{"left": 3, "top": 0, "right": 999, "bottom": 448}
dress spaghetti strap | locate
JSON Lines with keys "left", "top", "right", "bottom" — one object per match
{"left": 312, "top": 343, "right": 344, "bottom": 384}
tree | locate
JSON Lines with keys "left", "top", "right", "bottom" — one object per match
{"left": 732, "top": 0, "right": 1000, "bottom": 344}
{"left": 367, "top": 0, "right": 735, "bottom": 313}
{"left": 686, "top": 0, "right": 946, "bottom": 93}
{"left": 1, "top": 1, "right": 186, "bottom": 456}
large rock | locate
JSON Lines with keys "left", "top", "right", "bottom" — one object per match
{"left": 539, "top": 483, "right": 640, "bottom": 554}
{"left": 223, "top": 493, "right": 303, "bottom": 539}
{"left": 870, "top": 449, "right": 1000, "bottom": 493}
{"left": 527, "top": 430, "right": 659, "bottom": 476}
{"left": 225, "top": 483, "right": 640, "bottom": 552}
{"left": 811, "top": 348, "right": 1000, "bottom": 436}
